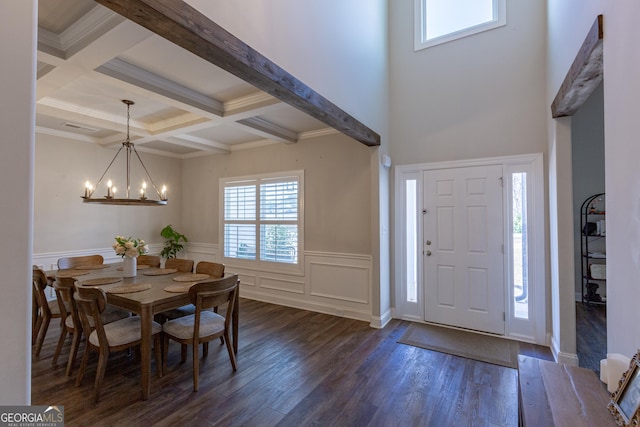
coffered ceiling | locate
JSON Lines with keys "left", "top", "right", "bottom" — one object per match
{"left": 36, "top": 0, "right": 338, "bottom": 158}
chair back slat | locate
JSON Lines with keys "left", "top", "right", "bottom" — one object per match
{"left": 195, "top": 261, "right": 225, "bottom": 279}
{"left": 53, "top": 277, "right": 80, "bottom": 330}
{"left": 32, "top": 266, "right": 49, "bottom": 313}
{"left": 58, "top": 255, "right": 103, "bottom": 270}
{"left": 74, "top": 287, "right": 108, "bottom": 347}
{"left": 137, "top": 255, "right": 161, "bottom": 268}
{"left": 165, "top": 258, "right": 194, "bottom": 273}
{"left": 188, "top": 275, "right": 238, "bottom": 310}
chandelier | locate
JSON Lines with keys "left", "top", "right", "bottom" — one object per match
{"left": 82, "top": 100, "right": 168, "bottom": 206}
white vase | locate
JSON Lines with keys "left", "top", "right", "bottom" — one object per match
{"left": 123, "top": 256, "right": 137, "bottom": 278}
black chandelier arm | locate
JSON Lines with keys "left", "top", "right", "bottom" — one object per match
{"left": 87, "top": 143, "right": 126, "bottom": 198}
{"left": 131, "top": 143, "right": 165, "bottom": 199}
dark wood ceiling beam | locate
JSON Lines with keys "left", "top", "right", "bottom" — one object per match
{"left": 551, "top": 15, "right": 603, "bottom": 118}
{"left": 95, "top": 0, "right": 380, "bottom": 147}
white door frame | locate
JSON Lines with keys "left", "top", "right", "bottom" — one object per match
{"left": 394, "top": 153, "right": 546, "bottom": 344}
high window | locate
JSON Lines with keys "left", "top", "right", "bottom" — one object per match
{"left": 414, "top": 0, "right": 506, "bottom": 51}
{"left": 221, "top": 170, "right": 304, "bottom": 273}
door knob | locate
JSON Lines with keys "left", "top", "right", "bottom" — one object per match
{"left": 426, "top": 240, "right": 432, "bottom": 245}
{"left": 426, "top": 251, "right": 432, "bottom": 256}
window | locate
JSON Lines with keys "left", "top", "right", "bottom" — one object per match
{"left": 511, "top": 172, "right": 529, "bottom": 319}
{"left": 414, "top": 0, "right": 506, "bottom": 51}
{"left": 221, "top": 170, "right": 303, "bottom": 272}
{"left": 405, "top": 179, "right": 418, "bottom": 303}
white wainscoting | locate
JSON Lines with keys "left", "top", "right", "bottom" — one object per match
{"left": 33, "top": 243, "right": 374, "bottom": 323}
{"left": 221, "top": 248, "right": 373, "bottom": 323}
{"left": 32, "top": 242, "right": 373, "bottom": 323}
{"left": 32, "top": 243, "right": 165, "bottom": 272}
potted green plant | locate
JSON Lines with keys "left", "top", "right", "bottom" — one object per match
{"left": 160, "top": 224, "right": 188, "bottom": 259}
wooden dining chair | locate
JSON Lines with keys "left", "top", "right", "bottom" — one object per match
{"left": 195, "top": 261, "right": 225, "bottom": 279}
{"left": 52, "top": 277, "right": 130, "bottom": 377}
{"left": 74, "top": 287, "right": 163, "bottom": 403}
{"left": 57, "top": 255, "right": 103, "bottom": 270}
{"left": 159, "top": 262, "right": 225, "bottom": 324}
{"left": 164, "top": 258, "right": 194, "bottom": 273}
{"left": 162, "top": 274, "right": 238, "bottom": 391}
{"left": 32, "top": 265, "right": 65, "bottom": 357}
{"left": 137, "top": 255, "right": 161, "bottom": 268}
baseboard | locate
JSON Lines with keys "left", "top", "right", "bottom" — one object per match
{"left": 370, "top": 308, "right": 392, "bottom": 329}
{"left": 240, "top": 289, "right": 371, "bottom": 323}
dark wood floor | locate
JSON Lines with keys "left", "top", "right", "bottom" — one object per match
{"left": 32, "top": 299, "right": 552, "bottom": 427}
{"left": 576, "top": 301, "right": 607, "bottom": 374}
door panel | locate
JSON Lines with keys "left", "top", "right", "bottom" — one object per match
{"left": 424, "top": 165, "right": 504, "bottom": 334}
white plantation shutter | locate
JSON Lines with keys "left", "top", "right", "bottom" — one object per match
{"left": 222, "top": 171, "right": 303, "bottom": 269}
{"left": 260, "top": 179, "right": 298, "bottom": 220}
{"left": 224, "top": 185, "right": 256, "bottom": 221}
{"left": 224, "top": 184, "right": 257, "bottom": 259}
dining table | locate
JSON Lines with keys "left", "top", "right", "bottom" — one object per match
{"left": 51, "top": 262, "right": 240, "bottom": 400}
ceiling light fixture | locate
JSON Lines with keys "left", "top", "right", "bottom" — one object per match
{"left": 82, "top": 100, "right": 168, "bottom": 206}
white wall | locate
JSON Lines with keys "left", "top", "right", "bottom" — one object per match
{"left": 184, "top": 0, "right": 391, "bottom": 321}
{"left": 33, "top": 133, "right": 183, "bottom": 256}
{"left": 0, "top": 0, "right": 35, "bottom": 404}
{"left": 548, "top": 1, "right": 640, "bottom": 360}
{"left": 182, "top": 135, "right": 372, "bottom": 253}
{"left": 181, "top": 134, "right": 377, "bottom": 323}
{"left": 600, "top": 3, "right": 640, "bottom": 357}
{"left": 389, "top": 1, "right": 548, "bottom": 165}
{"left": 185, "top": 0, "right": 388, "bottom": 135}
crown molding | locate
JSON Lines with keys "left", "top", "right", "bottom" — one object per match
{"left": 35, "top": 125, "right": 101, "bottom": 144}
{"left": 38, "top": 7, "right": 125, "bottom": 59}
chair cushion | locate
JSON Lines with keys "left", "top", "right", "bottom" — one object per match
{"left": 89, "top": 317, "right": 161, "bottom": 347}
{"left": 163, "top": 311, "right": 225, "bottom": 340}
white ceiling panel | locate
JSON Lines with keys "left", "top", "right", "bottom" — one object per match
{"left": 186, "top": 124, "right": 263, "bottom": 145}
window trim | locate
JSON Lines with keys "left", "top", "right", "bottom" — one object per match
{"left": 414, "top": 0, "right": 506, "bottom": 51}
{"left": 220, "top": 170, "right": 304, "bottom": 276}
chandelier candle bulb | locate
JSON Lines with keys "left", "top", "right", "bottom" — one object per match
{"left": 84, "top": 181, "right": 92, "bottom": 198}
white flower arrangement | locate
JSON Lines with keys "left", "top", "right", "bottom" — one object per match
{"left": 113, "top": 235, "right": 148, "bottom": 258}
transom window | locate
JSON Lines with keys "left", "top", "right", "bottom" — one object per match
{"left": 414, "top": 0, "right": 506, "bottom": 51}
{"left": 221, "top": 170, "right": 304, "bottom": 273}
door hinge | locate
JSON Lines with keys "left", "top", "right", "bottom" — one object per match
{"left": 503, "top": 312, "right": 506, "bottom": 321}
{"left": 499, "top": 176, "right": 503, "bottom": 186}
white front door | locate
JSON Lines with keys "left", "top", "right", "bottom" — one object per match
{"left": 423, "top": 165, "right": 505, "bottom": 334}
